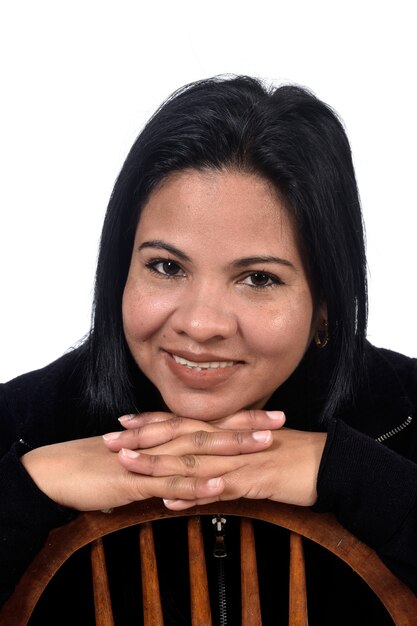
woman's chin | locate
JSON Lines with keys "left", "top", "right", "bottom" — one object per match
{"left": 161, "top": 393, "right": 266, "bottom": 422}
{"left": 161, "top": 396, "right": 242, "bottom": 422}
{"left": 166, "top": 405, "right": 234, "bottom": 421}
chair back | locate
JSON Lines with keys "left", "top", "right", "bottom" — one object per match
{"left": 1, "top": 498, "right": 416, "bottom": 625}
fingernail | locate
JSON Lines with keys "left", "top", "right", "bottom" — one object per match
{"left": 207, "top": 477, "right": 222, "bottom": 490}
{"left": 118, "top": 414, "right": 138, "bottom": 423}
{"left": 102, "top": 432, "right": 121, "bottom": 441}
{"left": 265, "top": 411, "right": 284, "bottom": 421}
{"left": 121, "top": 448, "right": 140, "bottom": 458}
{"left": 163, "top": 499, "right": 177, "bottom": 506}
{"left": 252, "top": 430, "right": 271, "bottom": 443}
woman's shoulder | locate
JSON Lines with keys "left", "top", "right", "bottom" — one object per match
{"left": 365, "top": 342, "right": 417, "bottom": 394}
{"left": 0, "top": 346, "right": 88, "bottom": 448}
{"left": 339, "top": 342, "right": 417, "bottom": 443}
{"left": 2, "top": 347, "right": 84, "bottom": 388}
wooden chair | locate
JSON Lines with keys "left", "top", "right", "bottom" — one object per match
{"left": 1, "top": 498, "right": 416, "bottom": 625}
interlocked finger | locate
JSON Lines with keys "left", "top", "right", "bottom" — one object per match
{"left": 103, "top": 416, "right": 218, "bottom": 451}
{"left": 126, "top": 473, "right": 226, "bottom": 502}
{"left": 120, "top": 428, "right": 273, "bottom": 459}
{"left": 119, "top": 449, "right": 237, "bottom": 478}
{"left": 118, "top": 411, "right": 175, "bottom": 429}
{"left": 214, "top": 409, "right": 285, "bottom": 431}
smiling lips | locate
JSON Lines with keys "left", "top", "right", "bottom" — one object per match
{"left": 164, "top": 350, "right": 242, "bottom": 387}
{"left": 172, "top": 354, "right": 237, "bottom": 371}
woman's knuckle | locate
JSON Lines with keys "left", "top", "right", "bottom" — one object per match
{"left": 167, "top": 475, "right": 181, "bottom": 490}
{"left": 168, "top": 417, "right": 184, "bottom": 437}
{"left": 181, "top": 454, "right": 198, "bottom": 470}
{"left": 127, "top": 427, "right": 141, "bottom": 438}
{"left": 190, "top": 480, "right": 199, "bottom": 498}
{"left": 232, "top": 431, "right": 244, "bottom": 445}
{"left": 247, "top": 409, "right": 257, "bottom": 426}
{"left": 148, "top": 454, "right": 160, "bottom": 467}
{"left": 192, "top": 430, "right": 209, "bottom": 448}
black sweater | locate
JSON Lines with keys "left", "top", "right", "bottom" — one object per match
{"left": 1, "top": 342, "right": 416, "bottom": 624}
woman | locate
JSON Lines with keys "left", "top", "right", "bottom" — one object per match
{"left": 1, "top": 76, "right": 416, "bottom": 624}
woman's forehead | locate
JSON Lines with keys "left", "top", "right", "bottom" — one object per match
{"left": 137, "top": 169, "right": 295, "bottom": 247}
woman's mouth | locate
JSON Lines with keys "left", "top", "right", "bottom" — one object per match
{"left": 172, "top": 354, "right": 236, "bottom": 371}
{"left": 163, "top": 351, "right": 242, "bottom": 389}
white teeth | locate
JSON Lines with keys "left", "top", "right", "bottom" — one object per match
{"left": 172, "top": 355, "right": 235, "bottom": 370}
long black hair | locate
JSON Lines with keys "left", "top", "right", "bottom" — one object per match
{"left": 83, "top": 75, "right": 367, "bottom": 423}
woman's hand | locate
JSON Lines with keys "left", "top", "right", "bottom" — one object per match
{"left": 102, "top": 411, "right": 326, "bottom": 509}
{"left": 20, "top": 436, "right": 224, "bottom": 511}
{"left": 20, "top": 412, "right": 280, "bottom": 511}
{"left": 117, "top": 429, "right": 326, "bottom": 509}
{"left": 103, "top": 409, "right": 286, "bottom": 450}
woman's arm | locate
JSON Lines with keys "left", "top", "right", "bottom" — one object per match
{"left": 0, "top": 442, "right": 76, "bottom": 606}
{"left": 313, "top": 419, "right": 417, "bottom": 593}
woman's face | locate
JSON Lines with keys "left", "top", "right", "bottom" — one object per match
{"left": 123, "top": 169, "right": 322, "bottom": 420}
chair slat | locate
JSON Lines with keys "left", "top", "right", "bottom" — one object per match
{"left": 90, "top": 539, "right": 115, "bottom": 626}
{"left": 187, "top": 516, "right": 212, "bottom": 626}
{"left": 139, "top": 522, "right": 164, "bottom": 625}
{"left": 240, "top": 517, "right": 262, "bottom": 625}
{"left": 289, "top": 532, "right": 308, "bottom": 626}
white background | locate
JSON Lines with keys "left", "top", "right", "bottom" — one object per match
{"left": 1, "top": 0, "right": 416, "bottom": 382}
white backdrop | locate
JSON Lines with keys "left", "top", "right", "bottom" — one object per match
{"left": 1, "top": 0, "right": 416, "bottom": 382}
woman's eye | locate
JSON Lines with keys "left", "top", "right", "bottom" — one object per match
{"left": 242, "top": 272, "right": 282, "bottom": 288}
{"left": 147, "top": 260, "right": 184, "bottom": 277}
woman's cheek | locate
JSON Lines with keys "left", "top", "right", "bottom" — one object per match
{"left": 122, "top": 286, "right": 174, "bottom": 342}
{"left": 265, "top": 301, "right": 314, "bottom": 355}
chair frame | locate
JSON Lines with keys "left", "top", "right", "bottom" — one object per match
{"left": 1, "top": 498, "right": 416, "bottom": 625}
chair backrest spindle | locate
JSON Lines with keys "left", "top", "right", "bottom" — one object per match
{"left": 90, "top": 538, "right": 115, "bottom": 626}
{"left": 187, "top": 516, "right": 213, "bottom": 625}
{"left": 240, "top": 517, "right": 262, "bottom": 625}
{"left": 288, "top": 532, "right": 308, "bottom": 626}
{"left": 139, "top": 521, "right": 164, "bottom": 625}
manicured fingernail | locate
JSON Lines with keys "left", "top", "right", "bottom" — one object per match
{"left": 121, "top": 448, "right": 140, "bottom": 458}
{"left": 102, "top": 432, "right": 121, "bottom": 441}
{"left": 207, "top": 477, "right": 222, "bottom": 489}
{"left": 163, "top": 499, "right": 176, "bottom": 506}
{"left": 265, "top": 411, "right": 284, "bottom": 420}
{"left": 252, "top": 430, "right": 271, "bottom": 443}
{"left": 118, "top": 414, "right": 137, "bottom": 423}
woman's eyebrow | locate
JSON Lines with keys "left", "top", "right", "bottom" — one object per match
{"left": 138, "top": 243, "right": 295, "bottom": 270}
{"left": 232, "top": 256, "right": 295, "bottom": 269}
{"left": 138, "top": 240, "right": 191, "bottom": 262}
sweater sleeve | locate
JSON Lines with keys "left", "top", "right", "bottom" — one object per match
{"left": 313, "top": 419, "right": 417, "bottom": 594}
{"left": 0, "top": 443, "right": 76, "bottom": 605}
{"left": 0, "top": 355, "right": 82, "bottom": 606}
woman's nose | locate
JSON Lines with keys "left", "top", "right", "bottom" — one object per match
{"left": 170, "top": 288, "right": 238, "bottom": 342}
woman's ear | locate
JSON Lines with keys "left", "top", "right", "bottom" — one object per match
{"left": 314, "top": 303, "right": 329, "bottom": 349}
{"left": 317, "top": 302, "right": 328, "bottom": 325}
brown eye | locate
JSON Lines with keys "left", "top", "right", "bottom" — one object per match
{"left": 160, "top": 261, "right": 181, "bottom": 275}
{"left": 146, "top": 259, "right": 185, "bottom": 277}
{"left": 250, "top": 272, "right": 271, "bottom": 286}
{"left": 240, "top": 272, "right": 283, "bottom": 289}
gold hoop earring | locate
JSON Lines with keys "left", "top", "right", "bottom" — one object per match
{"left": 314, "top": 320, "right": 329, "bottom": 349}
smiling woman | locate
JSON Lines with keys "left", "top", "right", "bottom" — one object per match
{"left": 1, "top": 76, "right": 416, "bottom": 625}
{"left": 122, "top": 169, "right": 318, "bottom": 420}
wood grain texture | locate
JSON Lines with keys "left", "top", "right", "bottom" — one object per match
{"left": 187, "top": 516, "right": 212, "bottom": 626}
{"left": 240, "top": 517, "right": 262, "bottom": 626}
{"left": 139, "top": 522, "right": 164, "bottom": 625}
{"left": 90, "top": 538, "right": 115, "bottom": 626}
{"left": 289, "top": 532, "right": 308, "bottom": 626}
{"left": 2, "top": 499, "right": 417, "bottom": 625}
